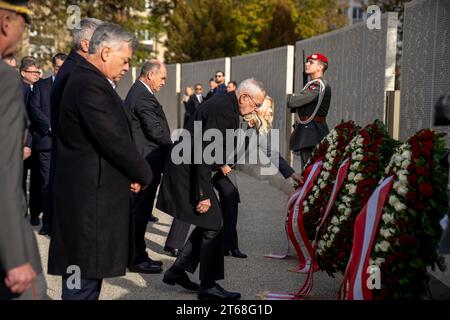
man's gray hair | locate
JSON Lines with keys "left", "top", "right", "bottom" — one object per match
{"left": 236, "top": 78, "right": 266, "bottom": 97}
{"left": 88, "top": 23, "right": 138, "bottom": 54}
{"left": 140, "top": 59, "right": 164, "bottom": 77}
{"left": 71, "top": 18, "right": 102, "bottom": 50}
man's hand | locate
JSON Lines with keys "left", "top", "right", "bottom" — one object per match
{"left": 221, "top": 165, "right": 232, "bottom": 176}
{"left": 196, "top": 199, "right": 211, "bottom": 214}
{"left": 23, "top": 147, "right": 31, "bottom": 160}
{"left": 290, "top": 172, "right": 304, "bottom": 185}
{"left": 5, "top": 263, "right": 37, "bottom": 294}
{"left": 130, "top": 183, "right": 142, "bottom": 193}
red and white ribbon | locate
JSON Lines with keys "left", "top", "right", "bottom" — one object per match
{"left": 264, "top": 162, "right": 320, "bottom": 260}
{"left": 263, "top": 161, "right": 323, "bottom": 300}
{"left": 264, "top": 187, "right": 303, "bottom": 259}
{"left": 288, "top": 161, "right": 323, "bottom": 272}
{"left": 295, "top": 158, "right": 351, "bottom": 298}
{"left": 339, "top": 176, "right": 394, "bottom": 300}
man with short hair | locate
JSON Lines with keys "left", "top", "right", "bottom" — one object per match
{"left": 227, "top": 80, "right": 237, "bottom": 93}
{"left": 214, "top": 70, "right": 227, "bottom": 95}
{"left": 51, "top": 17, "right": 102, "bottom": 134}
{"left": 0, "top": 0, "right": 46, "bottom": 300}
{"left": 20, "top": 55, "right": 42, "bottom": 226}
{"left": 125, "top": 59, "right": 172, "bottom": 275}
{"left": 48, "top": 17, "right": 102, "bottom": 240}
{"left": 185, "top": 83, "right": 204, "bottom": 123}
{"left": 48, "top": 23, "right": 152, "bottom": 300}
{"left": 288, "top": 53, "right": 332, "bottom": 166}
{"left": 28, "top": 52, "right": 67, "bottom": 235}
{"left": 157, "top": 78, "right": 266, "bottom": 300}
{"left": 205, "top": 77, "right": 218, "bottom": 100}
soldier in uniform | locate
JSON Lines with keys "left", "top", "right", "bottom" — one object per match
{"left": 288, "top": 53, "right": 332, "bottom": 167}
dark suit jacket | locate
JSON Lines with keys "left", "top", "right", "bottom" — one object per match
{"left": 125, "top": 80, "right": 172, "bottom": 173}
{"left": 157, "top": 92, "right": 240, "bottom": 230}
{"left": 184, "top": 94, "right": 204, "bottom": 127}
{"left": 22, "top": 82, "right": 33, "bottom": 148}
{"left": 0, "top": 60, "right": 42, "bottom": 297}
{"left": 48, "top": 59, "right": 152, "bottom": 279}
{"left": 288, "top": 80, "right": 332, "bottom": 151}
{"left": 28, "top": 76, "right": 53, "bottom": 151}
{"left": 214, "top": 83, "right": 227, "bottom": 95}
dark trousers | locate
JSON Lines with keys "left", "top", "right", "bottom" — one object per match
{"left": 23, "top": 152, "right": 42, "bottom": 219}
{"left": 38, "top": 151, "right": 51, "bottom": 228}
{"left": 212, "top": 172, "right": 240, "bottom": 251}
{"left": 300, "top": 147, "right": 314, "bottom": 168}
{"left": 173, "top": 227, "right": 224, "bottom": 282}
{"left": 166, "top": 218, "right": 191, "bottom": 250}
{"left": 131, "top": 171, "right": 162, "bottom": 264}
{"left": 62, "top": 277, "right": 102, "bottom": 300}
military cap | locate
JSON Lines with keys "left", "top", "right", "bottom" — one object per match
{"left": 307, "top": 53, "right": 329, "bottom": 65}
{"left": 0, "top": 1, "right": 31, "bottom": 24}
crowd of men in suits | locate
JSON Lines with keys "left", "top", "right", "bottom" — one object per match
{"left": 1, "top": 0, "right": 333, "bottom": 301}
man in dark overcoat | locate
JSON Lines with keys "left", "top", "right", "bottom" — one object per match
{"left": 28, "top": 53, "right": 66, "bottom": 235}
{"left": 48, "top": 23, "right": 152, "bottom": 300}
{"left": 157, "top": 78, "right": 266, "bottom": 300}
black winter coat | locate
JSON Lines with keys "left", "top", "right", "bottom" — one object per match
{"left": 48, "top": 59, "right": 152, "bottom": 279}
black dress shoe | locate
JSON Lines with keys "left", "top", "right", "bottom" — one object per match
{"left": 230, "top": 249, "right": 247, "bottom": 258}
{"left": 38, "top": 225, "right": 49, "bottom": 235}
{"left": 149, "top": 215, "right": 159, "bottom": 223}
{"left": 163, "top": 269, "right": 199, "bottom": 292}
{"left": 198, "top": 284, "right": 241, "bottom": 300}
{"left": 147, "top": 257, "right": 163, "bottom": 267}
{"left": 163, "top": 245, "right": 179, "bottom": 257}
{"left": 30, "top": 217, "right": 40, "bottom": 226}
{"left": 129, "top": 260, "right": 163, "bottom": 274}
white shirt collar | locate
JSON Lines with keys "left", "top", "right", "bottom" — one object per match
{"left": 107, "top": 78, "right": 116, "bottom": 89}
{"left": 139, "top": 79, "right": 154, "bottom": 95}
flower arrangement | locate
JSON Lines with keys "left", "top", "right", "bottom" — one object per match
{"left": 316, "top": 120, "right": 398, "bottom": 275}
{"left": 302, "top": 121, "right": 360, "bottom": 240}
{"left": 369, "top": 129, "right": 448, "bottom": 299}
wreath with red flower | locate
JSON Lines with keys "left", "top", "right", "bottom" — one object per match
{"left": 369, "top": 129, "right": 448, "bottom": 299}
{"left": 302, "top": 121, "right": 360, "bottom": 240}
{"left": 316, "top": 120, "right": 399, "bottom": 276}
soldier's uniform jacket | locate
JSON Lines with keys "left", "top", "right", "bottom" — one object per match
{"left": 288, "top": 78, "right": 332, "bottom": 151}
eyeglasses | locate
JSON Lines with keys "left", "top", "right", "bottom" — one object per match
{"left": 195, "top": 87, "right": 203, "bottom": 91}
{"left": 215, "top": 74, "right": 223, "bottom": 78}
{"left": 245, "top": 94, "right": 262, "bottom": 109}
{"left": 23, "top": 70, "right": 41, "bottom": 75}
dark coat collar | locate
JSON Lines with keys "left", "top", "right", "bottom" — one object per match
{"left": 67, "top": 49, "right": 85, "bottom": 64}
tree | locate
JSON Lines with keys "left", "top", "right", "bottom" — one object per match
{"left": 165, "top": 0, "right": 347, "bottom": 62}
{"left": 258, "top": 0, "right": 298, "bottom": 50}
{"left": 295, "top": 0, "right": 347, "bottom": 40}
{"left": 164, "top": 0, "right": 239, "bottom": 63}
{"left": 23, "top": 0, "right": 163, "bottom": 69}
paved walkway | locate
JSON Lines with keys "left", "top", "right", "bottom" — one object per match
{"left": 33, "top": 171, "right": 448, "bottom": 300}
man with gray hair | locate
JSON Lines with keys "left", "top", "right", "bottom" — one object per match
{"left": 50, "top": 17, "right": 102, "bottom": 133}
{"left": 47, "top": 17, "right": 102, "bottom": 238}
{"left": 157, "top": 78, "right": 266, "bottom": 300}
{"left": 48, "top": 22, "right": 152, "bottom": 300}
{"left": 124, "top": 59, "right": 171, "bottom": 274}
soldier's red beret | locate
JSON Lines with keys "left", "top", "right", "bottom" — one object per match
{"left": 307, "top": 53, "right": 329, "bottom": 65}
